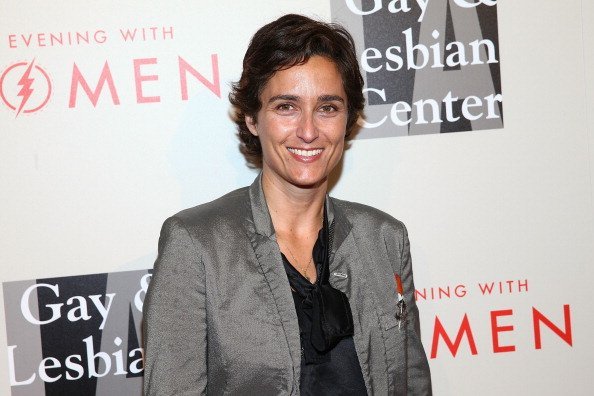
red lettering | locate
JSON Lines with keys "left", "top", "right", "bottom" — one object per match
{"left": 478, "top": 282, "right": 494, "bottom": 295}
{"left": 179, "top": 55, "right": 220, "bottom": 99}
{"left": 415, "top": 289, "right": 426, "bottom": 301}
{"left": 533, "top": 305, "right": 572, "bottom": 349}
{"left": 69, "top": 62, "right": 120, "bottom": 108}
{"left": 490, "top": 309, "right": 515, "bottom": 353}
{"left": 430, "top": 314, "right": 478, "bottom": 358}
{"left": 134, "top": 58, "right": 160, "bottom": 103}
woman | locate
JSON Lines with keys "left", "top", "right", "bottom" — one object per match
{"left": 143, "top": 14, "right": 432, "bottom": 396}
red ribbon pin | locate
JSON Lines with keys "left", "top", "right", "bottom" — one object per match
{"left": 394, "top": 274, "right": 404, "bottom": 296}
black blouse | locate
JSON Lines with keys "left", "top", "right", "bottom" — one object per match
{"left": 281, "top": 214, "right": 367, "bottom": 395}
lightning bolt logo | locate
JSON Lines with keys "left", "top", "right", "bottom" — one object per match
{"left": 16, "top": 58, "right": 36, "bottom": 117}
{"left": 1, "top": 59, "right": 51, "bottom": 116}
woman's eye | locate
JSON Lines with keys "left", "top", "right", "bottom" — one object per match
{"left": 320, "top": 105, "right": 337, "bottom": 113}
{"left": 276, "top": 103, "right": 294, "bottom": 111}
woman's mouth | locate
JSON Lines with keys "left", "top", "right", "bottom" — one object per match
{"left": 287, "top": 148, "right": 323, "bottom": 157}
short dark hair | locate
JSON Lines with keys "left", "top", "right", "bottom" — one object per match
{"left": 229, "top": 14, "right": 365, "bottom": 163}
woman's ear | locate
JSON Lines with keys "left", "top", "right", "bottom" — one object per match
{"left": 245, "top": 116, "right": 258, "bottom": 136}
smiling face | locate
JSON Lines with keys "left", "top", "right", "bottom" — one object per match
{"left": 246, "top": 56, "right": 348, "bottom": 191}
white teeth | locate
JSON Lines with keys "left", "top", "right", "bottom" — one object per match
{"left": 288, "top": 148, "right": 323, "bottom": 157}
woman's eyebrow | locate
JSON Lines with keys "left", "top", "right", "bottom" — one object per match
{"left": 268, "top": 94, "right": 299, "bottom": 103}
{"left": 268, "top": 94, "right": 345, "bottom": 103}
{"left": 318, "top": 95, "right": 345, "bottom": 103}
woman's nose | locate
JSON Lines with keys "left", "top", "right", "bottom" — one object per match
{"left": 295, "top": 112, "right": 319, "bottom": 143}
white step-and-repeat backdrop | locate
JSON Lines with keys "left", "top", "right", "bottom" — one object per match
{"left": 1, "top": 1, "right": 593, "bottom": 395}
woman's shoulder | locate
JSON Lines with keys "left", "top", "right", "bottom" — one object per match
{"left": 166, "top": 186, "right": 250, "bottom": 230}
{"left": 330, "top": 197, "right": 407, "bottom": 233}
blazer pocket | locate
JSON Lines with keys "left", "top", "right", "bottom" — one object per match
{"left": 379, "top": 313, "right": 408, "bottom": 396}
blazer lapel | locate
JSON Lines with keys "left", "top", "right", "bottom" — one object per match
{"left": 326, "top": 198, "right": 374, "bottom": 393}
{"left": 244, "top": 174, "right": 301, "bottom": 393}
{"left": 326, "top": 197, "right": 351, "bottom": 264}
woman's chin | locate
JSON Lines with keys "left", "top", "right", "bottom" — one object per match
{"left": 288, "top": 175, "right": 328, "bottom": 190}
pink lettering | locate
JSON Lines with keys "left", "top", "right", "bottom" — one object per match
{"left": 134, "top": 58, "right": 160, "bottom": 103}
{"left": 69, "top": 61, "right": 120, "bottom": 108}
{"left": 179, "top": 55, "right": 220, "bottom": 99}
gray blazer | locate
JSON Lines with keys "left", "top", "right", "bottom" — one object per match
{"left": 143, "top": 175, "right": 432, "bottom": 395}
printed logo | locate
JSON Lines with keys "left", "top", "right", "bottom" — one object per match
{"left": 332, "top": 0, "right": 503, "bottom": 138}
{"left": 0, "top": 59, "right": 52, "bottom": 117}
{"left": 2, "top": 26, "right": 223, "bottom": 120}
{"left": 3, "top": 269, "right": 150, "bottom": 395}
{"left": 414, "top": 278, "right": 574, "bottom": 359}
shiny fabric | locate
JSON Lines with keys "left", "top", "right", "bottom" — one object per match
{"left": 282, "top": 209, "right": 354, "bottom": 361}
{"left": 299, "top": 337, "right": 368, "bottom": 396}
{"left": 143, "top": 174, "right": 432, "bottom": 395}
{"left": 282, "top": 212, "right": 366, "bottom": 395}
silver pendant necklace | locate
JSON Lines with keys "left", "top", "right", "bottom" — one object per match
{"left": 284, "top": 244, "right": 314, "bottom": 282}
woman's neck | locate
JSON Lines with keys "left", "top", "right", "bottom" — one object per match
{"left": 261, "top": 171, "right": 326, "bottom": 238}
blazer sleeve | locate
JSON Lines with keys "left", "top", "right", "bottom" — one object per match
{"left": 399, "top": 223, "right": 433, "bottom": 395}
{"left": 143, "top": 216, "right": 207, "bottom": 396}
